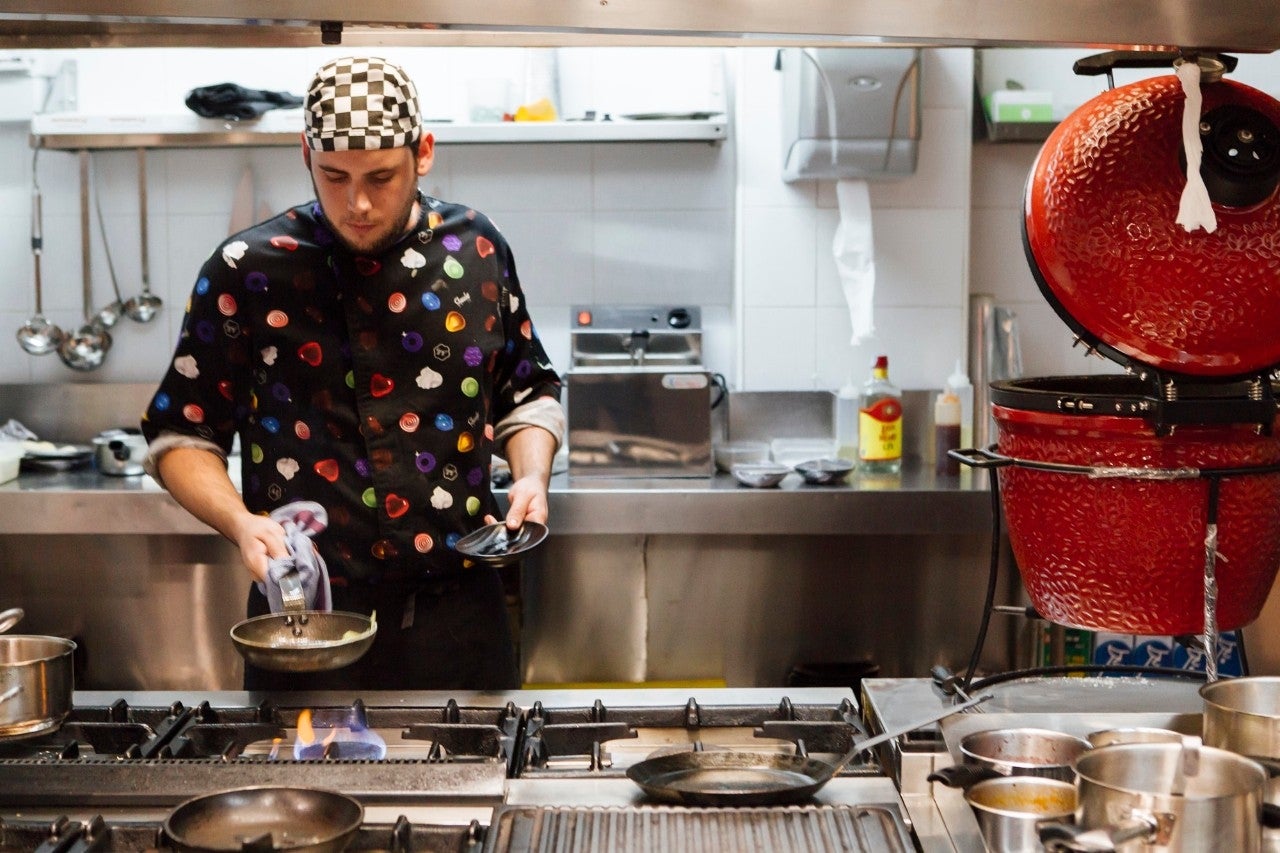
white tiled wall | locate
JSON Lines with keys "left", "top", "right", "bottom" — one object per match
{"left": 19, "top": 46, "right": 1280, "bottom": 396}
{"left": 735, "top": 48, "right": 973, "bottom": 393}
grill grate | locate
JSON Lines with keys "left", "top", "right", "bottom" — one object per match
{"left": 483, "top": 805, "right": 913, "bottom": 853}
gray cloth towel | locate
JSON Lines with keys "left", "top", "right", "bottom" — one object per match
{"left": 255, "top": 501, "right": 331, "bottom": 613}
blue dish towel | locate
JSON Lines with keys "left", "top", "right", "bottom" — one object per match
{"left": 255, "top": 501, "right": 332, "bottom": 613}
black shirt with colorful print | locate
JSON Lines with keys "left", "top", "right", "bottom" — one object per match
{"left": 142, "top": 194, "right": 562, "bottom": 584}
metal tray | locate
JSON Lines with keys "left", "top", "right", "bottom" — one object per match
{"left": 483, "top": 804, "right": 914, "bottom": 852}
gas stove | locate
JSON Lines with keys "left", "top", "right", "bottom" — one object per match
{"left": 0, "top": 687, "right": 939, "bottom": 852}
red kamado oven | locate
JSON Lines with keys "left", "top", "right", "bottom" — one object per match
{"left": 995, "top": 51, "right": 1280, "bottom": 635}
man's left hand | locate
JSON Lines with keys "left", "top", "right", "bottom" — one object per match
{"left": 503, "top": 475, "right": 549, "bottom": 527}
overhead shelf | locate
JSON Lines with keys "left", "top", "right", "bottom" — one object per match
{"left": 30, "top": 110, "right": 728, "bottom": 150}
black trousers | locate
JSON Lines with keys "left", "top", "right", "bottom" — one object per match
{"left": 242, "top": 567, "right": 520, "bottom": 691}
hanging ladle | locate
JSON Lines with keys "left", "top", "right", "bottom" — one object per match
{"left": 57, "top": 150, "right": 112, "bottom": 371}
{"left": 123, "top": 148, "right": 161, "bottom": 323}
{"left": 15, "top": 150, "right": 64, "bottom": 356}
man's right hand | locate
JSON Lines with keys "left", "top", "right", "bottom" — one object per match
{"left": 230, "top": 513, "right": 289, "bottom": 583}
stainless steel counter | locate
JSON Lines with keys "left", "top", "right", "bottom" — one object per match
{"left": 0, "top": 462, "right": 1003, "bottom": 690}
{"left": 0, "top": 461, "right": 990, "bottom": 535}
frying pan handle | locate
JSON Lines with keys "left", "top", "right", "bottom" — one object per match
{"left": 1072, "top": 49, "right": 1238, "bottom": 78}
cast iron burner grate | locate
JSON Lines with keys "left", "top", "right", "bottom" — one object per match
{"left": 0, "top": 814, "right": 486, "bottom": 853}
{"left": 516, "top": 696, "right": 878, "bottom": 777}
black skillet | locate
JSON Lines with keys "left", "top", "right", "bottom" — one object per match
{"left": 626, "top": 692, "right": 991, "bottom": 806}
{"left": 163, "top": 786, "right": 362, "bottom": 853}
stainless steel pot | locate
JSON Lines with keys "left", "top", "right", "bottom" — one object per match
{"left": 966, "top": 775, "right": 1077, "bottom": 853}
{"left": 1202, "top": 677, "right": 1280, "bottom": 760}
{"left": 929, "top": 727, "right": 1091, "bottom": 788}
{"left": 1041, "top": 740, "right": 1268, "bottom": 851}
{"left": 1088, "top": 728, "right": 1187, "bottom": 749}
{"left": 92, "top": 428, "right": 147, "bottom": 477}
{"left": 0, "top": 630, "right": 75, "bottom": 740}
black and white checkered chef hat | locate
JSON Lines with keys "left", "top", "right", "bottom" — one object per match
{"left": 304, "top": 56, "right": 421, "bottom": 151}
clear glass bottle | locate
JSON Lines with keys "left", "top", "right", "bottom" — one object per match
{"left": 858, "top": 355, "right": 903, "bottom": 474}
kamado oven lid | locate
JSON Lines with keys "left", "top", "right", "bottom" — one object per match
{"left": 1024, "top": 52, "right": 1280, "bottom": 380}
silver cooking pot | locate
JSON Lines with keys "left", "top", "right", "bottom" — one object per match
{"left": 928, "top": 727, "right": 1091, "bottom": 788}
{"left": 0, "top": 608, "right": 75, "bottom": 740}
{"left": 92, "top": 428, "right": 147, "bottom": 476}
{"left": 965, "top": 775, "right": 1077, "bottom": 853}
{"left": 1202, "top": 677, "right": 1280, "bottom": 760}
{"left": 1039, "top": 740, "right": 1275, "bottom": 851}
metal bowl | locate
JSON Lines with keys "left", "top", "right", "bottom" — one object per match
{"left": 731, "top": 462, "right": 791, "bottom": 488}
{"left": 794, "top": 457, "right": 855, "bottom": 485}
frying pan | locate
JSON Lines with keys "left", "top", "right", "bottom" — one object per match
{"left": 230, "top": 611, "right": 376, "bottom": 673}
{"left": 626, "top": 692, "right": 991, "bottom": 806}
{"left": 163, "top": 786, "right": 362, "bottom": 853}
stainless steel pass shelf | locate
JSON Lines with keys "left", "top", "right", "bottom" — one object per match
{"left": 30, "top": 110, "right": 728, "bottom": 150}
{"left": 0, "top": 462, "right": 991, "bottom": 535}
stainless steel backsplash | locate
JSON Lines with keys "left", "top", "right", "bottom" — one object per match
{"left": 725, "top": 389, "right": 936, "bottom": 459}
{"left": 1, "top": 383, "right": 158, "bottom": 443}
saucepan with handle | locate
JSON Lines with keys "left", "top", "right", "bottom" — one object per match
{"left": 0, "top": 606, "right": 76, "bottom": 740}
{"left": 626, "top": 691, "right": 992, "bottom": 806}
{"left": 229, "top": 576, "right": 377, "bottom": 674}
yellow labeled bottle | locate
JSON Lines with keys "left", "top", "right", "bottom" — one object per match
{"left": 858, "top": 354, "right": 902, "bottom": 474}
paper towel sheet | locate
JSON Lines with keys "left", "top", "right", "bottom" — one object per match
{"left": 833, "top": 179, "right": 876, "bottom": 345}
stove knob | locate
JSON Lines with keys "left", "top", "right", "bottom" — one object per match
{"left": 667, "top": 308, "right": 692, "bottom": 329}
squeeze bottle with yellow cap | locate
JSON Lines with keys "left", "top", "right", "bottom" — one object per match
{"left": 934, "top": 389, "right": 961, "bottom": 476}
{"left": 946, "top": 359, "right": 974, "bottom": 451}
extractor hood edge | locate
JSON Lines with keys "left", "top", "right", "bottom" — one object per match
{"left": 1, "top": 0, "right": 1280, "bottom": 51}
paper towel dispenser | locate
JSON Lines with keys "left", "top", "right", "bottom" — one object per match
{"left": 779, "top": 48, "right": 922, "bottom": 182}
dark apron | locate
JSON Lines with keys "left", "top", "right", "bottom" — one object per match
{"left": 242, "top": 566, "right": 520, "bottom": 691}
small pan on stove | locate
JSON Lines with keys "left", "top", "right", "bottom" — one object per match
{"left": 230, "top": 611, "right": 376, "bottom": 673}
{"left": 164, "top": 786, "right": 362, "bottom": 853}
{"left": 626, "top": 692, "right": 991, "bottom": 806}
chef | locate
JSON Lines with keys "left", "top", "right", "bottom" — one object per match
{"left": 141, "top": 56, "right": 564, "bottom": 691}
